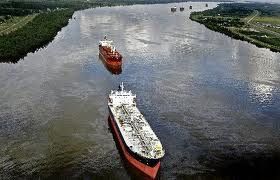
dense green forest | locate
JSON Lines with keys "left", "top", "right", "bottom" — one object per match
{"left": 0, "top": 9, "right": 74, "bottom": 62}
{"left": 0, "top": 1, "right": 111, "bottom": 15}
{"left": 191, "top": 3, "right": 280, "bottom": 17}
{"left": 190, "top": 3, "right": 280, "bottom": 52}
{"left": 0, "top": 1, "right": 108, "bottom": 63}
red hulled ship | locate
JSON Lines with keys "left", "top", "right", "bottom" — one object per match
{"left": 108, "top": 83, "right": 165, "bottom": 179}
{"left": 99, "top": 36, "right": 122, "bottom": 66}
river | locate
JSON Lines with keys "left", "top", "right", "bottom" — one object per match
{"left": 1, "top": 2, "right": 280, "bottom": 179}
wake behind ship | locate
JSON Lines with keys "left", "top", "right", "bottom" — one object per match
{"left": 108, "top": 83, "right": 165, "bottom": 179}
{"left": 99, "top": 36, "right": 122, "bottom": 66}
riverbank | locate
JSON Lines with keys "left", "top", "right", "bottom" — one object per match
{"left": 0, "top": 0, "right": 235, "bottom": 63}
{"left": 0, "top": 1, "right": 87, "bottom": 63}
{"left": 0, "top": 0, "right": 135, "bottom": 63}
{"left": 0, "top": 9, "right": 75, "bottom": 63}
{"left": 190, "top": 3, "right": 280, "bottom": 53}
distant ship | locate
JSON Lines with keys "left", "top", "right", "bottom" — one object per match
{"left": 171, "top": 6, "right": 177, "bottom": 12}
{"left": 99, "top": 36, "right": 122, "bottom": 66}
{"left": 189, "top": 5, "right": 192, "bottom": 9}
{"left": 108, "top": 83, "right": 165, "bottom": 179}
{"left": 206, "top": 3, "right": 208, "bottom": 7}
{"left": 180, "top": 7, "right": 184, "bottom": 11}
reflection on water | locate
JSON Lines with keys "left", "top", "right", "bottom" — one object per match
{"left": 0, "top": 2, "right": 280, "bottom": 179}
{"left": 250, "top": 83, "right": 273, "bottom": 104}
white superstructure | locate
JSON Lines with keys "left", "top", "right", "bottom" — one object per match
{"left": 99, "top": 36, "right": 116, "bottom": 52}
{"left": 99, "top": 40, "right": 113, "bottom": 47}
{"left": 108, "top": 83, "right": 165, "bottom": 160}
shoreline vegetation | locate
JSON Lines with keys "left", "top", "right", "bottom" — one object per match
{"left": 0, "top": 9, "right": 74, "bottom": 62}
{"left": 190, "top": 3, "right": 280, "bottom": 53}
{"left": 0, "top": 0, "right": 232, "bottom": 63}
{"left": 0, "top": 1, "right": 107, "bottom": 63}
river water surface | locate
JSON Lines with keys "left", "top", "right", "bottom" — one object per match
{"left": 1, "top": 2, "right": 280, "bottom": 179}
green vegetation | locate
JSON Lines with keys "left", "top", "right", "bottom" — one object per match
{"left": 0, "top": 0, "right": 233, "bottom": 63}
{"left": 190, "top": 3, "right": 280, "bottom": 52}
{"left": 0, "top": 14, "right": 37, "bottom": 35}
{"left": 0, "top": 9, "right": 74, "bottom": 62}
{"left": 252, "top": 16, "right": 280, "bottom": 34}
{"left": 0, "top": 1, "right": 87, "bottom": 63}
{"left": 0, "top": 0, "right": 139, "bottom": 63}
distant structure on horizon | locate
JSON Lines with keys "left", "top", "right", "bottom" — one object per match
{"left": 171, "top": 6, "right": 177, "bottom": 12}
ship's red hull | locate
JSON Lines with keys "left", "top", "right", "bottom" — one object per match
{"left": 99, "top": 54, "right": 122, "bottom": 75}
{"left": 99, "top": 46, "right": 122, "bottom": 66}
{"left": 109, "top": 114, "right": 160, "bottom": 179}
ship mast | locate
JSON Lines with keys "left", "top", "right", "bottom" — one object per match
{"left": 120, "top": 82, "right": 124, "bottom": 91}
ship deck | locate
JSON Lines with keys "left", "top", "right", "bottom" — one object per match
{"left": 100, "top": 46, "right": 122, "bottom": 57}
{"left": 109, "top": 104, "right": 163, "bottom": 160}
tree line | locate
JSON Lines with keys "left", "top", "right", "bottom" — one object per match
{"left": 0, "top": 0, "right": 234, "bottom": 63}
{"left": 190, "top": 3, "right": 280, "bottom": 52}
{"left": 0, "top": 9, "right": 74, "bottom": 62}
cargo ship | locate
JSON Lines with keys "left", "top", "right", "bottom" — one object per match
{"left": 171, "top": 6, "right": 177, "bottom": 12}
{"left": 108, "top": 83, "right": 165, "bottom": 179}
{"left": 99, "top": 36, "right": 122, "bottom": 66}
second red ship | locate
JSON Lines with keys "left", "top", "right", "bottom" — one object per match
{"left": 99, "top": 36, "right": 122, "bottom": 66}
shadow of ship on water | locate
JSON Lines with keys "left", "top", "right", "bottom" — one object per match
{"left": 107, "top": 116, "right": 161, "bottom": 180}
{"left": 99, "top": 54, "right": 122, "bottom": 75}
